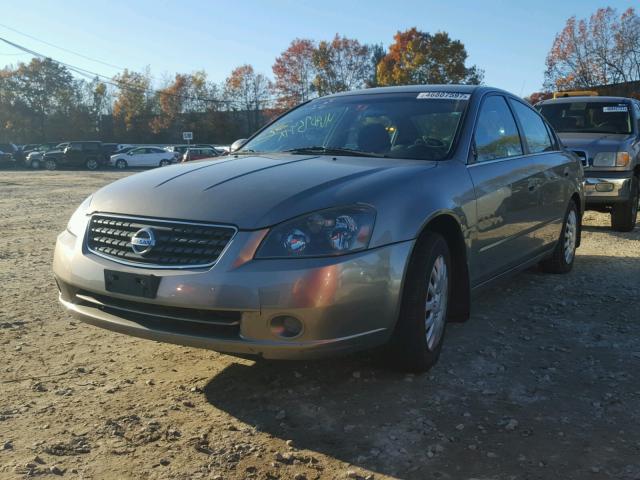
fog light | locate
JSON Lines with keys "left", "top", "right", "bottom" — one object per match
{"left": 595, "top": 183, "right": 614, "bottom": 192}
{"left": 270, "top": 315, "right": 303, "bottom": 338}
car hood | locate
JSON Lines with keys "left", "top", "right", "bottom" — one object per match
{"left": 90, "top": 153, "right": 436, "bottom": 229}
{"left": 557, "top": 132, "right": 633, "bottom": 151}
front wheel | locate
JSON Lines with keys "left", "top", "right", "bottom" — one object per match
{"left": 44, "top": 159, "right": 57, "bottom": 171}
{"left": 611, "top": 176, "right": 638, "bottom": 232}
{"left": 389, "top": 232, "right": 451, "bottom": 372}
{"left": 115, "top": 159, "right": 127, "bottom": 169}
{"left": 30, "top": 159, "right": 40, "bottom": 169}
{"left": 540, "top": 200, "right": 579, "bottom": 274}
{"left": 85, "top": 158, "right": 99, "bottom": 170}
{"left": 159, "top": 159, "right": 171, "bottom": 167}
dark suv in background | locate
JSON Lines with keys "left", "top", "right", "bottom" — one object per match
{"left": 537, "top": 96, "right": 640, "bottom": 231}
{"left": 41, "top": 141, "right": 106, "bottom": 170}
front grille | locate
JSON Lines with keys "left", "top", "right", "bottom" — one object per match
{"left": 572, "top": 150, "right": 588, "bottom": 167}
{"left": 87, "top": 214, "right": 236, "bottom": 268}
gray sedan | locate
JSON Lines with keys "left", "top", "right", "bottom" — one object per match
{"left": 53, "top": 85, "right": 584, "bottom": 372}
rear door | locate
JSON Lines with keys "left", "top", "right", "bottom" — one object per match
{"left": 509, "top": 98, "right": 569, "bottom": 248}
{"left": 467, "top": 94, "right": 544, "bottom": 283}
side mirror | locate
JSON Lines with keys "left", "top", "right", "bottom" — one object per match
{"left": 230, "top": 139, "right": 247, "bottom": 153}
{"left": 127, "top": 151, "right": 133, "bottom": 156}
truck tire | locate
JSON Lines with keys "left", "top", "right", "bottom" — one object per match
{"left": 389, "top": 232, "right": 451, "bottom": 372}
{"left": 30, "top": 159, "right": 40, "bottom": 169}
{"left": 44, "top": 159, "right": 57, "bottom": 171}
{"left": 540, "top": 200, "right": 578, "bottom": 274}
{"left": 611, "top": 176, "right": 638, "bottom": 232}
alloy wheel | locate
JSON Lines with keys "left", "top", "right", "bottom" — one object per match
{"left": 564, "top": 210, "right": 577, "bottom": 264}
{"left": 425, "top": 255, "right": 448, "bottom": 350}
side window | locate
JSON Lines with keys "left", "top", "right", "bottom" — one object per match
{"left": 474, "top": 96, "right": 523, "bottom": 162}
{"left": 84, "top": 143, "right": 99, "bottom": 151}
{"left": 510, "top": 100, "right": 554, "bottom": 153}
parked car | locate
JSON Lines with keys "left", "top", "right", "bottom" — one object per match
{"left": 110, "top": 146, "right": 175, "bottom": 169}
{"left": 181, "top": 147, "right": 220, "bottom": 162}
{"left": 0, "top": 146, "right": 16, "bottom": 168}
{"left": 54, "top": 85, "right": 584, "bottom": 372}
{"left": 41, "top": 141, "right": 105, "bottom": 170}
{"left": 25, "top": 142, "right": 64, "bottom": 168}
{"left": 0, "top": 143, "right": 19, "bottom": 163}
{"left": 537, "top": 96, "right": 639, "bottom": 231}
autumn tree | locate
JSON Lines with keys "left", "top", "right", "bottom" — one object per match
{"left": 377, "top": 28, "right": 483, "bottom": 86}
{"left": 224, "top": 64, "right": 272, "bottom": 134}
{"left": 272, "top": 39, "right": 316, "bottom": 109}
{"left": 311, "top": 35, "right": 371, "bottom": 96}
{"left": 545, "top": 7, "right": 640, "bottom": 90}
{"left": 112, "top": 68, "right": 154, "bottom": 140}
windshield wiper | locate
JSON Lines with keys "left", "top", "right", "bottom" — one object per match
{"left": 283, "top": 146, "right": 387, "bottom": 158}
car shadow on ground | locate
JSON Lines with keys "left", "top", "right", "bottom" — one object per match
{"left": 203, "top": 255, "right": 640, "bottom": 479}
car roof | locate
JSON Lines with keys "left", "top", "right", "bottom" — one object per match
{"left": 538, "top": 96, "right": 633, "bottom": 105}
{"left": 322, "top": 84, "right": 499, "bottom": 99}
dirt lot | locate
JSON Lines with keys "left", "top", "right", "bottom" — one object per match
{"left": 0, "top": 170, "right": 639, "bottom": 480}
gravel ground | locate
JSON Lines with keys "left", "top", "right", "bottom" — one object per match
{"left": 0, "top": 170, "right": 639, "bottom": 480}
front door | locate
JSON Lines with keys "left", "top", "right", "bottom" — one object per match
{"left": 467, "top": 95, "right": 542, "bottom": 284}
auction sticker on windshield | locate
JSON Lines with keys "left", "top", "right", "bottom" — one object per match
{"left": 417, "top": 92, "right": 471, "bottom": 100}
{"left": 603, "top": 105, "right": 628, "bottom": 112}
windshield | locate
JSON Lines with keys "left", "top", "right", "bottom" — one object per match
{"left": 240, "top": 92, "right": 470, "bottom": 160}
{"left": 538, "top": 102, "right": 632, "bottom": 134}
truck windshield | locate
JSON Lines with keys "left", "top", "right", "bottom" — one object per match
{"left": 539, "top": 102, "right": 632, "bottom": 134}
{"left": 239, "top": 92, "right": 469, "bottom": 161}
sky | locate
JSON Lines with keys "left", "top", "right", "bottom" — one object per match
{"left": 0, "top": 0, "right": 637, "bottom": 96}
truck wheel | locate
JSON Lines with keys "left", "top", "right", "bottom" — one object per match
{"left": 85, "top": 158, "right": 99, "bottom": 170}
{"left": 389, "top": 232, "right": 451, "bottom": 372}
{"left": 540, "top": 200, "right": 579, "bottom": 274}
{"left": 44, "top": 159, "right": 57, "bottom": 171}
{"left": 115, "top": 159, "right": 127, "bottom": 169}
{"left": 31, "top": 159, "right": 40, "bottom": 169}
{"left": 611, "top": 176, "right": 639, "bottom": 232}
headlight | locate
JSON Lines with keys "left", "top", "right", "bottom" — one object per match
{"left": 66, "top": 195, "right": 93, "bottom": 236}
{"left": 593, "top": 151, "right": 630, "bottom": 167}
{"left": 255, "top": 205, "right": 376, "bottom": 258}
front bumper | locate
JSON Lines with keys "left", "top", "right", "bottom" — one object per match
{"left": 53, "top": 228, "right": 413, "bottom": 359}
{"left": 584, "top": 171, "right": 634, "bottom": 206}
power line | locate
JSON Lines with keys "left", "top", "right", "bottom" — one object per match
{"left": 0, "top": 36, "right": 248, "bottom": 108}
{"left": 0, "top": 23, "right": 128, "bottom": 70}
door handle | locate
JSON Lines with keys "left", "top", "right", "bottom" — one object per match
{"left": 563, "top": 167, "right": 570, "bottom": 177}
{"left": 528, "top": 179, "right": 538, "bottom": 192}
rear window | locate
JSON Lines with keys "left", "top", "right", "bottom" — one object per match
{"left": 539, "top": 102, "right": 632, "bottom": 134}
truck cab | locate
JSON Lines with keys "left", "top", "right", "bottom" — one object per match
{"left": 537, "top": 96, "right": 640, "bottom": 231}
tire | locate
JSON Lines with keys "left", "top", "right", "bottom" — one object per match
{"left": 159, "top": 159, "right": 171, "bottom": 167}
{"left": 610, "top": 176, "right": 638, "bottom": 232}
{"left": 540, "top": 200, "right": 579, "bottom": 274}
{"left": 85, "top": 158, "right": 99, "bottom": 170}
{"left": 389, "top": 232, "right": 451, "bottom": 373}
{"left": 31, "top": 159, "right": 40, "bottom": 169}
{"left": 44, "top": 159, "right": 57, "bottom": 171}
{"left": 115, "top": 159, "right": 127, "bottom": 169}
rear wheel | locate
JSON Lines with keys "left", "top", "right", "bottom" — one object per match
{"left": 611, "top": 176, "right": 638, "bottom": 232}
{"left": 85, "top": 158, "right": 99, "bottom": 170}
{"left": 44, "top": 159, "right": 57, "bottom": 171}
{"left": 540, "top": 200, "right": 578, "bottom": 274}
{"left": 115, "top": 159, "right": 127, "bottom": 169}
{"left": 389, "top": 232, "right": 451, "bottom": 372}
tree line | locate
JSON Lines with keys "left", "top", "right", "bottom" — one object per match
{"left": 0, "top": 27, "right": 482, "bottom": 144}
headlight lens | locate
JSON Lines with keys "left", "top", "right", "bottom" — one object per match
{"left": 255, "top": 205, "right": 376, "bottom": 258}
{"left": 593, "top": 151, "right": 630, "bottom": 167}
{"left": 66, "top": 195, "right": 93, "bottom": 236}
